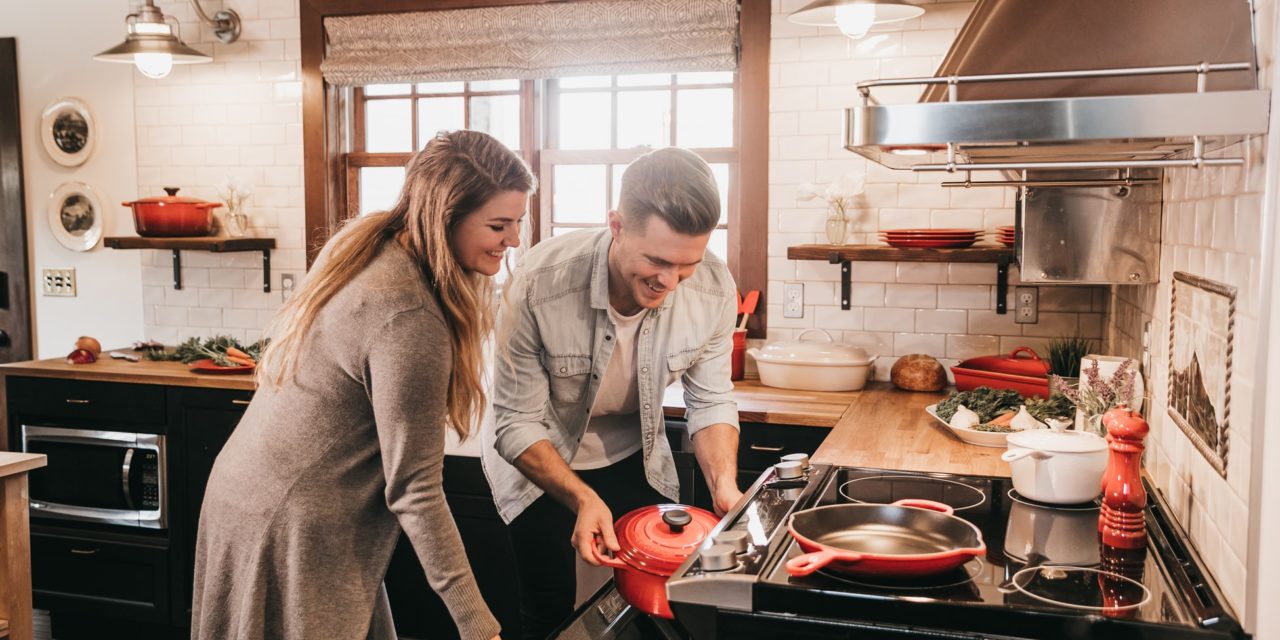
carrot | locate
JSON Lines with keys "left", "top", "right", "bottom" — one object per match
{"left": 226, "top": 355, "right": 256, "bottom": 367}
{"left": 226, "top": 346, "right": 254, "bottom": 361}
{"left": 988, "top": 411, "right": 1016, "bottom": 426}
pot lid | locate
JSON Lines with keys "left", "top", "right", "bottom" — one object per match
{"left": 1007, "top": 428, "right": 1107, "bottom": 453}
{"left": 614, "top": 504, "right": 718, "bottom": 576}
{"left": 752, "top": 329, "right": 874, "bottom": 366}
{"left": 126, "top": 187, "right": 220, "bottom": 206}
{"left": 956, "top": 347, "right": 1050, "bottom": 378}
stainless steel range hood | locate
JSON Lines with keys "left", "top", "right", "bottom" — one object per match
{"left": 845, "top": 0, "right": 1271, "bottom": 173}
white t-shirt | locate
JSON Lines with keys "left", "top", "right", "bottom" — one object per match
{"left": 570, "top": 305, "right": 646, "bottom": 470}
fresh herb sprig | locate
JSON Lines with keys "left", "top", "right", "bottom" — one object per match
{"left": 144, "top": 335, "right": 267, "bottom": 365}
{"left": 1047, "top": 335, "right": 1095, "bottom": 378}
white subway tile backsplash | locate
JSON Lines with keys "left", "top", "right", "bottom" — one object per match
{"left": 895, "top": 262, "right": 947, "bottom": 283}
{"left": 897, "top": 183, "right": 950, "bottom": 208}
{"left": 915, "top": 309, "right": 967, "bottom": 333}
{"left": 864, "top": 307, "right": 915, "bottom": 332}
{"left": 884, "top": 284, "right": 936, "bottom": 308}
{"left": 894, "top": 332, "right": 946, "bottom": 356}
{"left": 946, "top": 334, "right": 999, "bottom": 360}
{"left": 814, "top": 306, "right": 864, "bottom": 330}
{"left": 937, "top": 285, "right": 990, "bottom": 310}
{"left": 847, "top": 260, "right": 896, "bottom": 283}
{"left": 948, "top": 263, "right": 997, "bottom": 284}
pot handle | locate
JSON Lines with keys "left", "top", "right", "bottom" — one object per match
{"left": 785, "top": 548, "right": 863, "bottom": 577}
{"left": 796, "top": 328, "right": 835, "bottom": 343}
{"left": 589, "top": 541, "right": 629, "bottom": 570}
{"left": 1008, "top": 347, "right": 1042, "bottom": 361}
{"left": 1001, "top": 448, "right": 1055, "bottom": 463}
{"left": 746, "top": 348, "right": 760, "bottom": 359}
{"left": 890, "top": 499, "right": 954, "bottom": 515}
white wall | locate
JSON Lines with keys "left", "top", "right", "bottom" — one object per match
{"left": 0, "top": 0, "right": 144, "bottom": 358}
{"left": 766, "top": 0, "right": 1106, "bottom": 381}
{"left": 135, "top": 0, "right": 304, "bottom": 345}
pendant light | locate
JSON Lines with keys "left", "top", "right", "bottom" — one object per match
{"left": 94, "top": 0, "right": 241, "bottom": 79}
{"left": 789, "top": 0, "right": 925, "bottom": 39}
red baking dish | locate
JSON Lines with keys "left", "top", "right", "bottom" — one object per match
{"left": 951, "top": 347, "right": 1051, "bottom": 398}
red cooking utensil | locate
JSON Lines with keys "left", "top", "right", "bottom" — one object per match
{"left": 739, "top": 290, "right": 760, "bottom": 330}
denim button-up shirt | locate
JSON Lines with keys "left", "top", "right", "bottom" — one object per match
{"left": 481, "top": 228, "right": 739, "bottom": 524}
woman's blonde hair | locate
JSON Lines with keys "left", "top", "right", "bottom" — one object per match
{"left": 258, "top": 130, "right": 535, "bottom": 440}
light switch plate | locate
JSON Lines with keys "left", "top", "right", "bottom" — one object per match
{"left": 783, "top": 283, "right": 804, "bottom": 318}
{"left": 41, "top": 268, "right": 76, "bottom": 297}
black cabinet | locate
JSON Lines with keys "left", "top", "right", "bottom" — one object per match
{"left": 30, "top": 528, "right": 170, "bottom": 622}
{"left": 665, "top": 418, "right": 831, "bottom": 493}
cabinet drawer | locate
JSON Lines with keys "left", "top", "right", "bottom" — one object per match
{"left": 737, "top": 422, "right": 830, "bottom": 473}
{"left": 8, "top": 377, "right": 167, "bottom": 426}
{"left": 32, "top": 532, "right": 170, "bottom": 622}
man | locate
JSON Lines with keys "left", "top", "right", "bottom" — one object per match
{"left": 482, "top": 147, "right": 743, "bottom": 639}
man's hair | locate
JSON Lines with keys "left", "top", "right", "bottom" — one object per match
{"left": 617, "top": 147, "right": 720, "bottom": 236}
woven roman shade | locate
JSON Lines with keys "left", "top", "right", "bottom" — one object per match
{"left": 320, "top": 0, "right": 739, "bottom": 86}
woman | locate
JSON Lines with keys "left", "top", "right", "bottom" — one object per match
{"left": 192, "top": 130, "right": 535, "bottom": 640}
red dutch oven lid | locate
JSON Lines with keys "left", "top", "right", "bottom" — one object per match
{"left": 124, "top": 187, "right": 221, "bottom": 208}
{"left": 956, "top": 347, "right": 1050, "bottom": 377}
{"left": 614, "top": 504, "right": 718, "bottom": 576}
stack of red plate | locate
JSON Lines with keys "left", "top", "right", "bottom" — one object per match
{"left": 879, "top": 228, "right": 983, "bottom": 248}
{"left": 996, "top": 225, "right": 1016, "bottom": 247}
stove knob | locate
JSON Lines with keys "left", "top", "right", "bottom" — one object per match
{"left": 700, "top": 544, "right": 738, "bottom": 572}
{"left": 714, "top": 530, "right": 750, "bottom": 554}
{"left": 774, "top": 460, "right": 804, "bottom": 480}
{"left": 780, "top": 452, "right": 810, "bottom": 471}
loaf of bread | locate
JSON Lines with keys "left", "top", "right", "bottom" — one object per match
{"left": 891, "top": 354, "right": 947, "bottom": 391}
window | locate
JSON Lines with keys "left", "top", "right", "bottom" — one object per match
{"left": 347, "top": 72, "right": 737, "bottom": 262}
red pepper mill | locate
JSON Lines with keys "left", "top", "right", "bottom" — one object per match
{"left": 1099, "top": 403, "right": 1149, "bottom": 548}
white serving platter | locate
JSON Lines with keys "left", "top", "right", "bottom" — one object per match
{"left": 925, "top": 403, "right": 1009, "bottom": 448}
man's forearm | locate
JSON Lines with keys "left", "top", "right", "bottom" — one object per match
{"left": 511, "top": 439, "right": 597, "bottom": 512}
{"left": 691, "top": 423, "right": 739, "bottom": 495}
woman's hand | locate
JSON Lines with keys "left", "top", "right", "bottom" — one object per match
{"left": 572, "top": 493, "right": 617, "bottom": 565}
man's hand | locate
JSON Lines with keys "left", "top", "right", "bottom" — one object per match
{"left": 711, "top": 483, "right": 744, "bottom": 517}
{"left": 572, "top": 493, "right": 619, "bottom": 565}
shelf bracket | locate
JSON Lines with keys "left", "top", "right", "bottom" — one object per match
{"left": 996, "top": 254, "right": 1010, "bottom": 314}
{"left": 829, "top": 252, "right": 852, "bottom": 310}
{"left": 262, "top": 250, "right": 272, "bottom": 293}
{"left": 171, "top": 250, "right": 183, "bottom": 290}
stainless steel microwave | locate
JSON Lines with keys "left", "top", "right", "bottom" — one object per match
{"left": 20, "top": 424, "right": 167, "bottom": 529}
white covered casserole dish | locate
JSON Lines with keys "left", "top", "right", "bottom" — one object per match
{"left": 747, "top": 329, "right": 876, "bottom": 391}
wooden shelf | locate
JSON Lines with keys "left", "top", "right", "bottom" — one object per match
{"left": 104, "top": 236, "right": 274, "bottom": 252}
{"left": 786, "top": 244, "right": 1013, "bottom": 263}
{"left": 787, "top": 244, "right": 1015, "bottom": 314}
{"left": 104, "top": 236, "right": 277, "bottom": 292}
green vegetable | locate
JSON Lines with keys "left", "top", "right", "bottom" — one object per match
{"left": 144, "top": 335, "right": 268, "bottom": 366}
{"left": 973, "top": 423, "right": 1015, "bottom": 433}
{"left": 1047, "top": 335, "right": 1095, "bottom": 377}
{"left": 936, "top": 387, "right": 1022, "bottom": 423}
{"left": 1025, "top": 393, "right": 1076, "bottom": 422}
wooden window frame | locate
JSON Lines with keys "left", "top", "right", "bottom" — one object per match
{"left": 301, "top": 0, "right": 769, "bottom": 335}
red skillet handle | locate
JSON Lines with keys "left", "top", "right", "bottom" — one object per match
{"left": 891, "top": 499, "right": 955, "bottom": 516}
{"left": 785, "top": 548, "right": 864, "bottom": 576}
{"left": 1009, "top": 347, "right": 1041, "bottom": 360}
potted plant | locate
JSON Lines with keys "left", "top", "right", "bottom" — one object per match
{"left": 1046, "top": 335, "right": 1093, "bottom": 394}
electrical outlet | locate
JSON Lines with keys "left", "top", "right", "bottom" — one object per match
{"left": 1014, "top": 286, "right": 1038, "bottom": 324}
{"left": 41, "top": 268, "right": 77, "bottom": 297}
{"left": 280, "top": 272, "right": 298, "bottom": 301}
{"left": 783, "top": 282, "right": 804, "bottom": 318}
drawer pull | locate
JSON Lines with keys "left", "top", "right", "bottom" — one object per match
{"left": 231, "top": 399, "right": 251, "bottom": 406}
{"left": 749, "top": 444, "right": 785, "bottom": 453}
{"left": 65, "top": 398, "right": 91, "bottom": 405}
{"left": 70, "top": 548, "right": 99, "bottom": 556}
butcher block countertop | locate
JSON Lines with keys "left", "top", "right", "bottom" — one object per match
{"left": 3, "top": 358, "right": 1010, "bottom": 477}
{"left": 0, "top": 352, "right": 256, "bottom": 391}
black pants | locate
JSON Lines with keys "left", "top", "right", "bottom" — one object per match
{"left": 507, "top": 450, "right": 668, "bottom": 640}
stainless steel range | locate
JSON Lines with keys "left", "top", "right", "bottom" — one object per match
{"left": 666, "top": 461, "right": 1246, "bottom": 640}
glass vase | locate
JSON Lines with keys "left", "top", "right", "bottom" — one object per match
{"left": 825, "top": 214, "right": 847, "bottom": 244}
{"left": 225, "top": 209, "right": 249, "bottom": 238}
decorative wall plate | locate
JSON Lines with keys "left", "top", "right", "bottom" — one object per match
{"left": 40, "top": 97, "right": 96, "bottom": 167}
{"left": 47, "top": 182, "right": 105, "bottom": 251}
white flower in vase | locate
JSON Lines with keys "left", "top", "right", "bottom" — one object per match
{"left": 798, "top": 171, "right": 865, "bottom": 245}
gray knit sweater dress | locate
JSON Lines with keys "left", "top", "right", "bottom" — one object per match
{"left": 192, "top": 243, "right": 500, "bottom": 640}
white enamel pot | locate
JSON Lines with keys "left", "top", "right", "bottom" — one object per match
{"left": 747, "top": 329, "right": 876, "bottom": 392}
{"left": 1000, "top": 429, "right": 1108, "bottom": 505}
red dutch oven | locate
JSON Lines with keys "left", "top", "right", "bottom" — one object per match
{"left": 951, "top": 347, "right": 1052, "bottom": 398}
{"left": 785, "top": 499, "right": 986, "bottom": 578}
{"left": 592, "top": 504, "right": 718, "bottom": 619}
{"left": 124, "top": 187, "right": 221, "bottom": 237}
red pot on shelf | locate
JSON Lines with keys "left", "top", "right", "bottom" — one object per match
{"left": 591, "top": 504, "right": 718, "bottom": 619}
{"left": 124, "top": 187, "right": 221, "bottom": 237}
